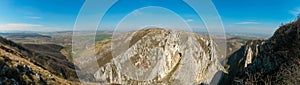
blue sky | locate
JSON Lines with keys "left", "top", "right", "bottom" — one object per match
{"left": 0, "top": 0, "right": 299, "bottom": 35}
{"left": 0, "top": 0, "right": 85, "bottom": 31}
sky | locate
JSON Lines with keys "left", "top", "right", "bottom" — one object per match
{"left": 0, "top": 0, "right": 300, "bottom": 36}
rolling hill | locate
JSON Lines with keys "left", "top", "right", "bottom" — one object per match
{"left": 0, "top": 36, "right": 79, "bottom": 84}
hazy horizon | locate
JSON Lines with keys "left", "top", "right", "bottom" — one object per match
{"left": 0, "top": 0, "right": 299, "bottom": 37}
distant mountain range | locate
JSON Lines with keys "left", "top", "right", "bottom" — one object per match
{"left": 0, "top": 33, "right": 51, "bottom": 39}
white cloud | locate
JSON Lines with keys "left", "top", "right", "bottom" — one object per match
{"left": 25, "top": 16, "right": 42, "bottom": 19}
{"left": 235, "top": 21, "right": 260, "bottom": 25}
{"left": 290, "top": 7, "right": 300, "bottom": 16}
{"left": 185, "top": 19, "right": 194, "bottom": 23}
{"left": 0, "top": 23, "right": 42, "bottom": 30}
{"left": 0, "top": 23, "right": 66, "bottom": 31}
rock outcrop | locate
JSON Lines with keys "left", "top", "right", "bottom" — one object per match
{"left": 222, "top": 17, "right": 300, "bottom": 84}
{"left": 79, "top": 28, "right": 226, "bottom": 84}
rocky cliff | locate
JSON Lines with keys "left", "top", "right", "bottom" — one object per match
{"left": 222, "top": 17, "right": 300, "bottom": 84}
{"left": 79, "top": 28, "right": 226, "bottom": 84}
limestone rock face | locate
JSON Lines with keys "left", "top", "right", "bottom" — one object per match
{"left": 222, "top": 18, "right": 300, "bottom": 84}
{"left": 93, "top": 28, "right": 225, "bottom": 84}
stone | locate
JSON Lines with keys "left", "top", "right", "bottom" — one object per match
{"left": 89, "top": 29, "right": 225, "bottom": 84}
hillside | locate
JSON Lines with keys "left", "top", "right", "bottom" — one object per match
{"left": 0, "top": 37, "right": 80, "bottom": 84}
{"left": 221, "top": 17, "right": 300, "bottom": 84}
{"left": 74, "top": 28, "right": 227, "bottom": 84}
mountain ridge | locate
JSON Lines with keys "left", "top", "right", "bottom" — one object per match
{"left": 75, "top": 28, "right": 226, "bottom": 84}
{"left": 221, "top": 17, "right": 300, "bottom": 84}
